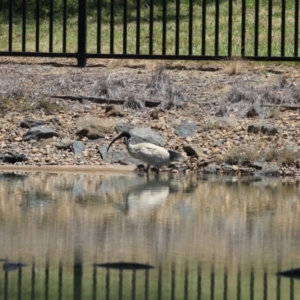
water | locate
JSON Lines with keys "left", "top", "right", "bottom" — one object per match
{"left": 0, "top": 171, "right": 300, "bottom": 299}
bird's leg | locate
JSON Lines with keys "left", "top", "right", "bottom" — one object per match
{"left": 154, "top": 167, "right": 159, "bottom": 174}
{"left": 145, "top": 164, "right": 150, "bottom": 174}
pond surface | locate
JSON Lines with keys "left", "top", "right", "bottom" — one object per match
{"left": 0, "top": 171, "right": 300, "bottom": 299}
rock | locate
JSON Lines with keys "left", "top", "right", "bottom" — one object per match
{"left": 76, "top": 115, "right": 115, "bottom": 139}
{"left": 203, "top": 163, "right": 220, "bottom": 174}
{"left": 249, "top": 161, "right": 264, "bottom": 170}
{"left": 23, "top": 125, "right": 58, "bottom": 141}
{"left": 54, "top": 138, "right": 73, "bottom": 149}
{"left": 246, "top": 106, "right": 260, "bottom": 118}
{"left": 215, "top": 107, "right": 227, "bottom": 117}
{"left": 247, "top": 123, "right": 278, "bottom": 136}
{"left": 72, "top": 141, "right": 86, "bottom": 155}
{"left": 247, "top": 123, "right": 262, "bottom": 134}
{"left": 98, "top": 146, "right": 141, "bottom": 165}
{"left": 112, "top": 125, "right": 166, "bottom": 146}
{"left": 115, "top": 123, "right": 136, "bottom": 134}
{"left": 175, "top": 120, "right": 199, "bottom": 137}
{"left": 105, "top": 105, "right": 125, "bottom": 117}
{"left": 257, "top": 163, "right": 281, "bottom": 176}
{"left": 261, "top": 125, "right": 278, "bottom": 136}
{"left": 20, "top": 118, "right": 48, "bottom": 128}
{"left": 0, "top": 152, "right": 28, "bottom": 164}
{"left": 183, "top": 144, "right": 204, "bottom": 157}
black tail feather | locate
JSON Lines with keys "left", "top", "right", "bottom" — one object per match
{"left": 168, "top": 150, "right": 185, "bottom": 162}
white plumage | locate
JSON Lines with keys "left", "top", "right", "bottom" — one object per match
{"left": 107, "top": 131, "right": 183, "bottom": 173}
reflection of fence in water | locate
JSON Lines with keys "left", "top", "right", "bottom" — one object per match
{"left": 1, "top": 259, "right": 298, "bottom": 300}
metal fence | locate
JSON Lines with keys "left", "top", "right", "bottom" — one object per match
{"left": 0, "top": 0, "right": 299, "bottom": 66}
{"left": 1, "top": 260, "right": 298, "bottom": 300}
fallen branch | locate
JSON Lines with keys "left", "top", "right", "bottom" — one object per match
{"left": 261, "top": 104, "right": 300, "bottom": 110}
{"left": 44, "top": 94, "right": 160, "bottom": 108}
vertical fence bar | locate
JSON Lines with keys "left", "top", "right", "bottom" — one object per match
{"left": 106, "top": 269, "right": 110, "bottom": 300}
{"left": 263, "top": 268, "right": 268, "bottom": 300}
{"left": 237, "top": 266, "right": 241, "bottom": 300}
{"left": 188, "top": 0, "right": 193, "bottom": 55}
{"left": 22, "top": 0, "right": 26, "bottom": 51}
{"left": 31, "top": 261, "right": 36, "bottom": 300}
{"left": 136, "top": 0, "right": 141, "bottom": 54}
{"left": 92, "top": 266, "right": 97, "bottom": 300}
{"left": 250, "top": 267, "right": 254, "bottom": 300}
{"left": 49, "top": 0, "right": 53, "bottom": 52}
{"left": 58, "top": 261, "right": 63, "bottom": 300}
{"left": 228, "top": 0, "right": 232, "bottom": 57}
{"left": 145, "top": 269, "right": 149, "bottom": 300}
{"left": 149, "top": 0, "right": 153, "bottom": 54}
{"left": 268, "top": 0, "right": 272, "bottom": 56}
{"left": 132, "top": 271, "right": 136, "bottom": 300}
{"left": 276, "top": 276, "right": 280, "bottom": 300}
{"left": 241, "top": 0, "right": 246, "bottom": 56}
{"left": 175, "top": 0, "right": 180, "bottom": 55}
{"left": 281, "top": 0, "right": 285, "bottom": 56}
{"left": 210, "top": 263, "right": 215, "bottom": 300}
{"left": 123, "top": 0, "right": 127, "bottom": 54}
{"left": 8, "top": 0, "right": 13, "bottom": 51}
{"left": 4, "top": 269, "right": 8, "bottom": 300}
{"left": 171, "top": 263, "right": 176, "bottom": 299}
{"left": 110, "top": 0, "right": 114, "bottom": 54}
{"left": 63, "top": 0, "right": 67, "bottom": 52}
{"left": 97, "top": 0, "right": 102, "bottom": 53}
{"left": 45, "top": 261, "right": 49, "bottom": 300}
{"left": 77, "top": 0, "right": 87, "bottom": 67}
{"left": 201, "top": 0, "right": 206, "bottom": 55}
{"left": 290, "top": 279, "right": 294, "bottom": 299}
{"left": 223, "top": 266, "right": 228, "bottom": 300}
{"left": 35, "top": 0, "right": 40, "bottom": 51}
{"left": 162, "top": 0, "right": 167, "bottom": 54}
{"left": 254, "top": 0, "right": 259, "bottom": 56}
{"left": 215, "top": 0, "right": 219, "bottom": 55}
{"left": 118, "top": 270, "right": 123, "bottom": 300}
{"left": 18, "top": 268, "right": 22, "bottom": 300}
{"left": 197, "top": 264, "right": 201, "bottom": 300}
{"left": 295, "top": 0, "right": 299, "bottom": 57}
{"left": 184, "top": 262, "right": 188, "bottom": 300}
{"left": 158, "top": 264, "right": 162, "bottom": 300}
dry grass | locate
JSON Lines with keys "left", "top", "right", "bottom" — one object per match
{"left": 145, "top": 66, "right": 186, "bottom": 109}
{"left": 224, "top": 76, "right": 300, "bottom": 118}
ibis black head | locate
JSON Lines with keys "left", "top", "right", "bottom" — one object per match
{"left": 107, "top": 131, "right": 131, "bottom": 152}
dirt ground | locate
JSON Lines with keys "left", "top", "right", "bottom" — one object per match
{"left": 0, "top": 56, "right": 300, "bottom": 175}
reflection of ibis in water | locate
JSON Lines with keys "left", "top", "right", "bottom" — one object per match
{"left": 115, "top": 176, "right": 171, "bottom": 214}
{"left": 107, "top": 131, "right": 184, "bottom": 173}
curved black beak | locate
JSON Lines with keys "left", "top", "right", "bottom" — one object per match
{"left": 107, "top": 132, "right": 126, "bottom": 152}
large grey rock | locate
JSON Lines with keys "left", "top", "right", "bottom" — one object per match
{"left": 20, "top": 118, "right": 48, "bottom": 128}
{"left": 183, "top": 144, "right": 204, "bottom": 157}
{"left": 175, "top": 120, "right": 199, "bottom": 137}
{"left": 115, "top": 125, "right": 165, "bottom": 146}
{"left": 116, "top": 123, "right": 136, "bottom": 133}
{"left": 261, "top": 125, "right": 278, "bottom": 136}
{"left": 0, "top": 152, "right": 28, "bottom": 163}
{"left": 23, "top": 125, "right": 58, "bottom": 141}
{"left": 54, "top": 138, "right": 73, "bottom": 150}
{"left": 257, "top": 163, "right": 281, "bottom": 176}
{"left": 130, "top": 127, "right": 165, "bottom": 146}
{"left": 204, "top": 163, "right": 220, "bottom": 174}
{"left": 76, "top": 115, "right": 115, "bottom": 140}
{"left": 99, "top": 146, "right": 141, "bottom": 165}
{"left": 247, "top": 123, "right": 278, "bottom": 136}
{"left": 72, "top": 141, "right": 86, "bottom": 155}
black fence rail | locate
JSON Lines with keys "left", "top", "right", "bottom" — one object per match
{"left": 1, "top": 259, "right": 299, "bottom": 300}
{"left": 0, "top": 0, "right": 299, "bottom": 66}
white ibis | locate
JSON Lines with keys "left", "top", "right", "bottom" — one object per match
{"left": 107, "top": 131, "right": 183, "bottom": 173}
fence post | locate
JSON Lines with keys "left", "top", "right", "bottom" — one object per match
{"left": 77, "top": 0, "right": 87, "bottom": 67}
